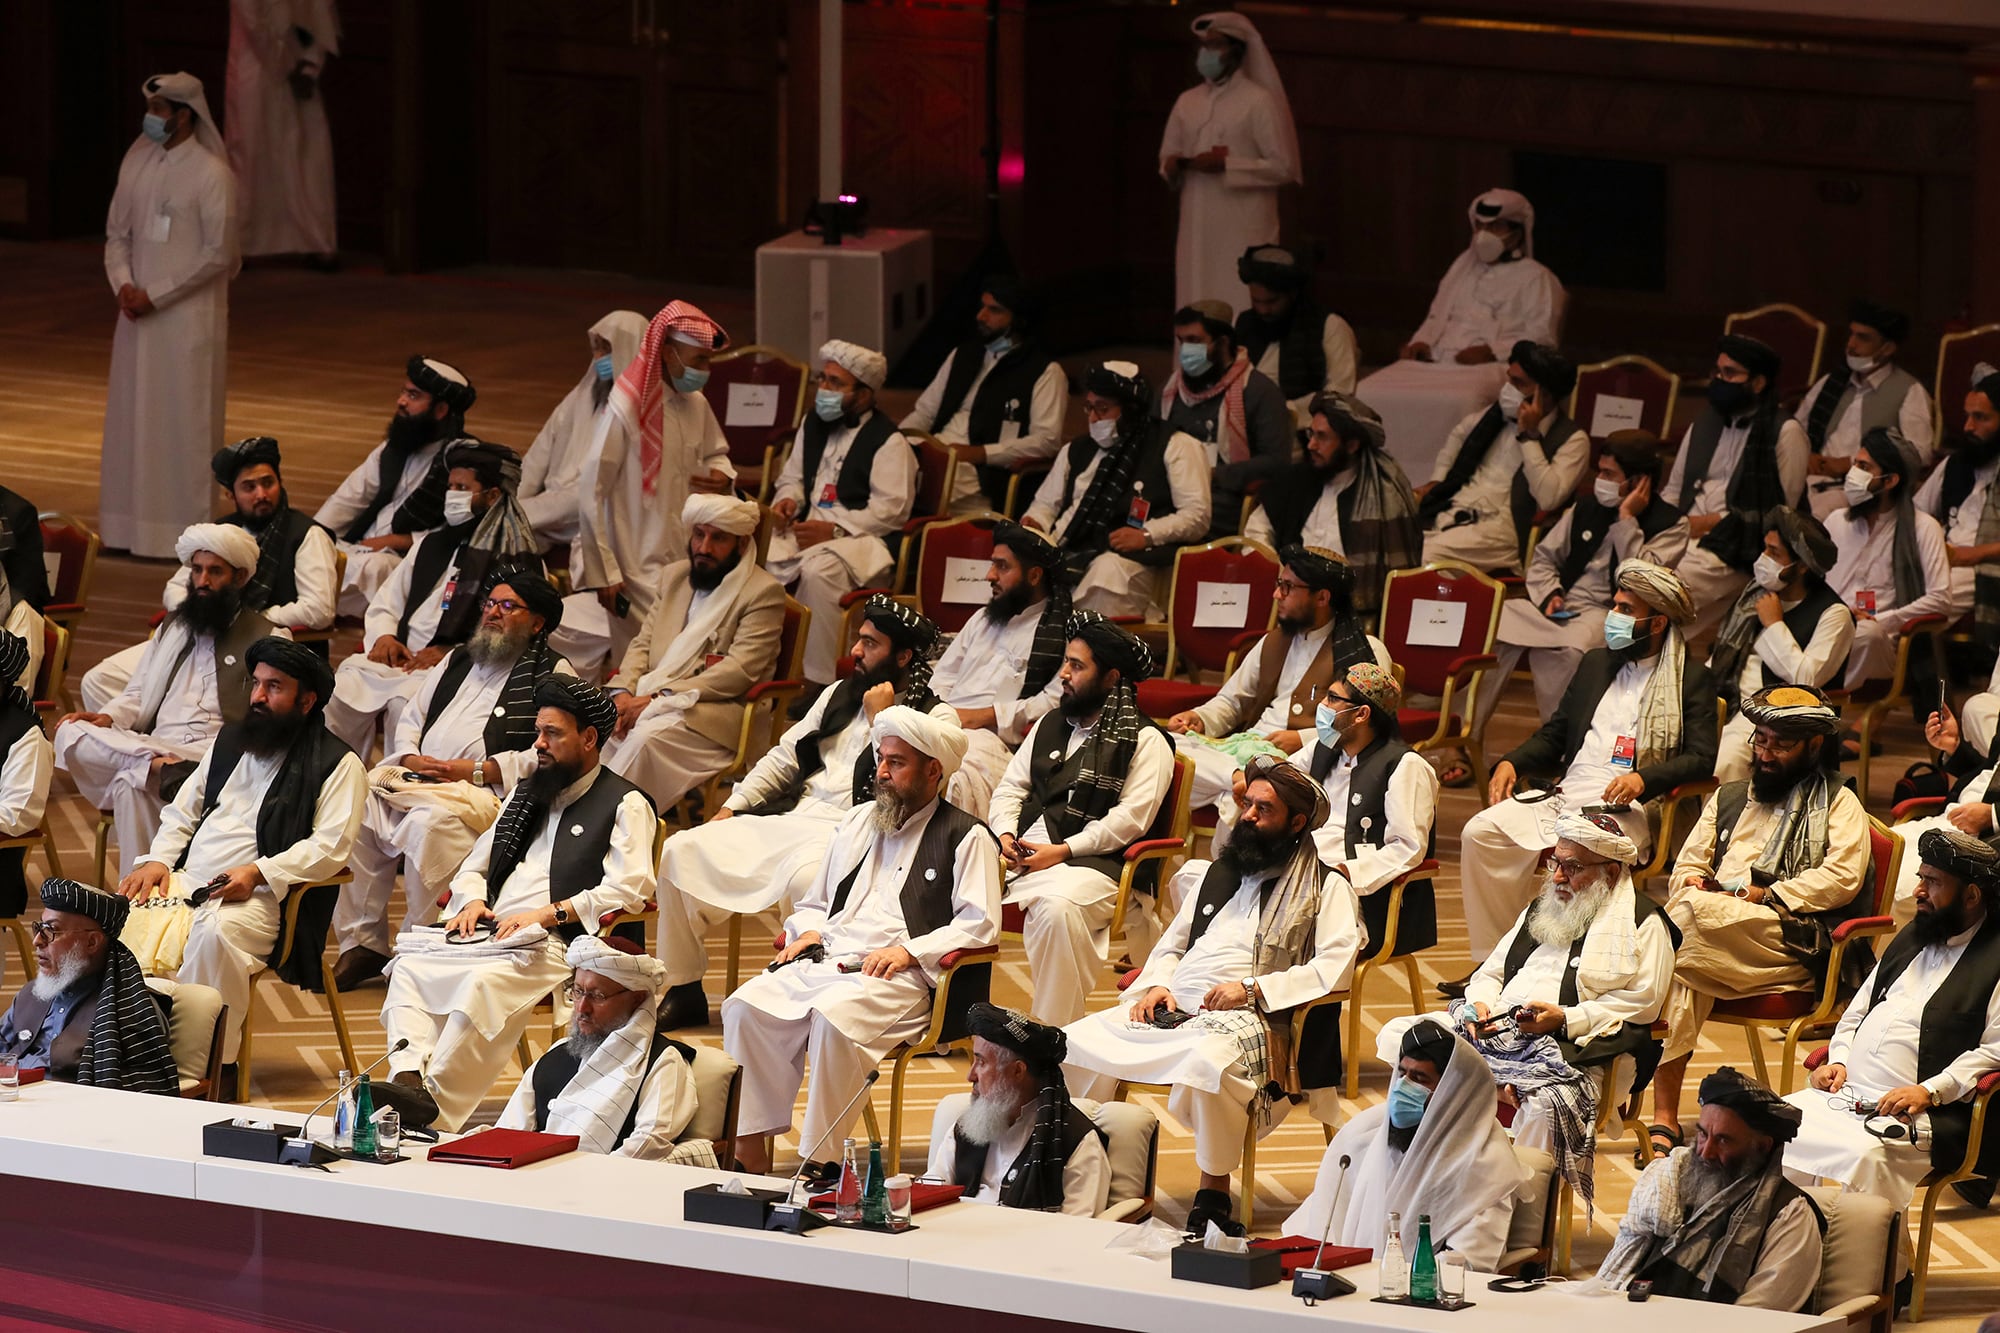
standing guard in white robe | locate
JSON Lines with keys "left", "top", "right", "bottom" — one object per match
{"left": 225, "top": 0, "right": 340, "bottom": 261}
{"left": 601, "top": 494, "right": 783, "bottom": 815}
{"left": 314, "top": 356, "right": 476, "bottom": 616}
{"left": 1235, "top": 246, "right": 1359, "bottom": 427}
{"left": 767, "top": 340, "right": 917, "bottom": 691}
{"left": 1824, "top": 427, "right": 1952, "bottom": 690}
{"left": 101, "top": 72, "right": 239, "bottom": 559}
{"left": 563, "top": 301, "right": 735, "bottom": 679}
{"left": 372, "top": 678, "right": 656, "bottom": 1132}
{"left": 519, "top": 311, "right": 648, "bottom": 552}
{"left": 655, "top": 597, "right": 947, "bottom": 1029}
{"left": 992, "top": 614, "right": 1173, "bottom": 1025}
{"left": 1158, "top": 11, "right": 1299, "bottom": 313}
{"left": 1797, "top": 300, "right": 1933, "bottom": 518}
{"left": 1063, "top": 756, "right": 1363, "bottom": 1236}
{"left": 723, "top": 707, "right": 1001, "bottom": 1177}
{"left": 118, "top": 638, "right": 366, "bottom": 1070}
{"left": 330, "top": 570, "right": 570, "bottom": 990}
{"left": 55, "top": 525, "right": 283, "bottom": 879}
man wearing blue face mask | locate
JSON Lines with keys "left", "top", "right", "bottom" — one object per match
{"left": 903, "top": 275, "right": 1068, "bottom": 514}
{"left": 518, "top": 312, "right": 647, "bottom": 551}
{"left": 1162, "top": 300, "right": 1294, "bottom": 538}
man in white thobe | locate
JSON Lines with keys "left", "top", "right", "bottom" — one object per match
{"left": 1158, "top": 11, "right": 1299, "bottom": 313}
{"left": 723, "top": 707, "right": 1001, "bottom": 1177}
{"left": 1825, "top": 427, "right": 1952, "bottom": 689}
{"left": 372, "top": 678, "right": 656, "bottom": 1133}
{"left": 117, "top": 638, "right": 366, "bottom": 1070}
{"left": 55, "top": 525, "right": 284, "bottom": 879}
{"left": 225, "top": 0, "right": 339, "bottom": 261}
{"left": 1797, "top": 300, "right": 1934, "bottom": 519}
{"left": 768, "top": 340, "right": 917, "bottom": 690}
{"left": 101, "top": 72, "right": 239, "bottom": 560}
{"left": 563, "top": 300, "right": 735, "bottom": 680}
{"left": 519, "top": 311, "right": 648, "bottom": 551}
{"left": 1915, "top": 365, "right": 2000, "bottom": 627}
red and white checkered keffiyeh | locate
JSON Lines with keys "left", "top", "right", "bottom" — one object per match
{"left": 1160, "top": 347, "right": 1253, "bottom": 464}
{"left": 610, "top": 300, "right": 732, "bottom": 495}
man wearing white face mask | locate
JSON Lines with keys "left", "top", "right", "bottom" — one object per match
{"left": 1825, "top": 427, "right": 1951, "bottom": 691}
{"left": 1416, "top": 340, "right": 1589, "bottom": 571}
{"left": 1797, "top": 300, "right": 1933, "bottom": 520}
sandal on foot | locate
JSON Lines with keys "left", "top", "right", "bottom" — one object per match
{"left": 1437, "top": 761, "right": 1473, "bottom": 788}
{"left": 1646, "top": 1122, "right": 1684, "bottom": 1161}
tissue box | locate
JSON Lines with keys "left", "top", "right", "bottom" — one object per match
{"left": 1172, "top": 1240, "right": 1283, "bottom": 1289}
{"left": 683, "top": 1182, "right": 788, "bottom": 1229}
{"left": 202, "top": 1118, "right": 305, "bottom": 1163}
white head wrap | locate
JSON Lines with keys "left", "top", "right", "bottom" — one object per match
{"left": 1554, "top": 812, "right": 1638, "bottom": 867}
{"left": 1467, "top": 188, "right": 1535, "bottom": 259}
{"left": 872, "top": 704, "right": 968, "bottom": 779}
{"left": 680, "top": 492, "right": 760, "bottom": 536}
{"left": 566, "top": 935, "right": 668, "bottom": 1000}
{"left": 140, "top": 72, "right": 228, "bottom": 161}
{"left": 591, "top": 310, "right": 648, "bottom": 380}
{"left": 174, "top": 522, "right": 260, "bottom": 574}
{"left": 819, "top": 339, "right": 889, "bottom": 392}
{"left": 1189, "top": 12, "right": 1301, "bottom": 185}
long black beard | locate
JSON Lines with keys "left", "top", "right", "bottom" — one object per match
{"left": 1229, "top": 823, "right": 1304, "bottom": 873}
{"left": 172, "top": 584, "right": 242, "bottom": 637}
{"left": 688, "top": 545, "right": 742, "bottom": 593}
{"left": 1948, "top": 429, "right": 2000, "bottom": 469}
{"left": 1912, "top": 897, "right": 1969, "bottom": 945}
{"left": 591, "top": 376, "right": 613, "bottom": 413}
{"left": 240, "top": 703, "right": 310, "bottom": 757}
{"left": 984, "top": 578, "right": 1037, "bottom": 625}
{"left": 525, "top": 757, "right": 583, "bottom": 802}
{"left": 238, "top": 493, "right": 287, "bottom": 534}
{"left": 385, "top": 410, "right": 442, "bottom": 451}
{"left": 1385, "top": 1121, "right": 1418, "bottom": 1154}
{"left": 1276, "top": 609, "right": 1316, "bottom": 635}
{"left": 850, "top": 654, "right": 903, "bottom": 694}
{"left": 1059, "top": 681, "right": 1109, "bottom": 720}
{"left": 1749, "top": 748, "right": 1819, "bottom": 804}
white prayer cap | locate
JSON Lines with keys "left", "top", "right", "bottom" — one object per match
{"left": 175, "top": 522, "right": 260, "bottom": 574}
{"left": 566, "top": 936, "right": 668, "bottom": 1000}
{"left": 1553, "top": 812, "right": 1638, "bottom": 867}
{"left": 872, "top": 704, "right": 968, "bottom": 779}
{"left": 140, "top": 72, "right": 227, "bottom": 160}
{"left": 681, "top": 492, "right": 761, "bottom": 537}
{"left": 819, "top": 339, "right": 889, "bottom": 392}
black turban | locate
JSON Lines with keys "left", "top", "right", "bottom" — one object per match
{"left": 1698, "top": 1066, "right": 1803, "bottom": 1143}
{"left": 1081, "top": 361, "right": 1152, "bottom": 416}
{"left": 1766, "top": 506, "right": 1838, "bottom": 578}
{"left": 1308, "top": 391, "right": 1387, "bottom": 453}
{"left": 407, "top": 355, "right": 477, "bottom": 413}
{"left": 1716, "top": 334, "right": 1781, "bottom": 386}
{"left": 535, "top": 675, "right": 618, "bottom": 743}
{"left": 1849, "top": 298, "right": 1910, "bottom": 345}
{"left": 247, "top": 636, "right": 334, "bottom": 711}
{"left": 1400, "top": 1018, "right": 1456, "bottom": 1075}
{"left": 1241, "top": 753, "right": 1331, "bottom": 829}
{"left": 859, "top": 594, "right": 938, "bottom": 653}
{"left": 41, "top": 878, "right": 131, "bottom": 937}
{"left": 1067, "top": 609, "right": 1154, "bottom": 682}
{"left": 1976, "top": 365, "right": 2000, "bottom": 411}
{"left": 1740, "top": 683, "right": 1841, "bottom": 738}
{"left": 485, "top": 564, "right": 564, "bottom": 632}
{"left": 1279, "top": 544, "right": 1355, "bottom": 601}
{"left": 967, "top": 1002, "right": 1066, "bottom": 1071}
{"left": 211, "top": 436, "right": 281, "bottom": 488}
{"left": 1918, "top": 827, "right": 2000, "bottom": 893}
{"left": 989, "top": 520, "right": 1062, "bottom": 573}
{"left": 980, "top": 273, "right": 1038, "bottom": 329}
{"left": 1508, "top": 340, "right": 1577, "bottom": 400}
{"left": 445, "top": 439, "right": 521, "bottom": 494}
{"left": 1237, "top": 244, "right": 1308, "bottom": 293}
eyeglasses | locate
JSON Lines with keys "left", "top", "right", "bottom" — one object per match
{"left": 29, "top": 921, "right": 98, "bottom": 943}
{"left": 1749, "top": 734, "right": 1806, "bottom": 757}
{"left": 561, "top": 979, "right": 623, "bottom": 1007}
{"left": 481, "top": 598, "right": 527, "bottom": 615}
{"left": 1548, "top": 857, "right": 1605, "bottom": 879}
{"left": 1273, "top": 578, "right": 1302, "bottom": 595}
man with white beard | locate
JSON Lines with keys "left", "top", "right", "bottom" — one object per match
{"left": 927, "top": 1002, "right": 1111, "bottom": 1215}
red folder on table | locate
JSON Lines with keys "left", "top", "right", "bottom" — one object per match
{"left": 809, "top": 1181, "right": 965, "bottom": 1213}
{"left": 1251, "top": 1236, "right": 1372, "bottom": 1276}
{"left": 427, "top": 1129, "right": 578, "bottom": 1169}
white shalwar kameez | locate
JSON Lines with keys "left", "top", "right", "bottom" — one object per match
{"left": 1063, "top": 859, "right": 1362, "bottom": 1173}
{"left": 1665, "top": 416, "right": 1811, "bottom": 633}
{"left": 1243, "top": 468, "right": 1355, "bottom": 554}
{"left": 1914, "top": 453, "right": 2000, "bottom": 622}
{"left": 225, "top": 0, "right": 339, "bottom": 258}
{"left": 722, "top": 797, "right": 1001, "bottom": 1152}
{"left": 322, "top": 539, "right": 469, "bottom": 755}
{"left": 496, "top": 1030, "right": 697, "bottom": 1160}
{"left": 765, "top": 412, "right": 916, "bottom": 683}
{"left": 1796, "top": 365, "right": 1936, "bottom": 519}
{"left": 928, "top": 599, "right": 1065, "bottom": 798}
{"left": 519, "top": 312, "right": 648, "bottom": 550}
{"left": 101, "top": 130, "right": 239, "bottom": 558}
{"left": 926, "top": 1090, "right": 1112, "bottom": 1216}
{"left": 314, "top": 437, "right": 447, "bottom": 617}
{"left": 145, "top": 740, "right": 366, "bottom": 1062}
{"left": 1713, "top": 599, "right": 1854, "bottom": 784}
{"left": 1420, "top": 410, "right": 1589, "bottom": 572}
{"left": 1022, "top": 431, "right": 1210, "bottom": 619}
{"left": 1824, "top": 505, "right": 1952, "bottom": 689}
{"left": 1256, "top": 313, "right": 1360, "bottom": 430}
{"left": 904, "top": 350, "right": 1071, "bottom": 514}
{"left": 381, "top": 767, "right": 656, "bottom": 1131}
{"left": 990, "top": 724, "right": 1175, "bottom": 1026}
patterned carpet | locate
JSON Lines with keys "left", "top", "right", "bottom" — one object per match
{"left": 0, "top": 238, "right": 1994, "bottom": 1324}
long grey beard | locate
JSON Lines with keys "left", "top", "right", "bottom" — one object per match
{"left": 871, "top": 788, "right": 911, "bottom": 834}
{"left": 567, "top": 1028, "right": 609, "bottom": 1063}
{"left": 958, "top": 1087, "right": 1028, "bottom": 1145}
{"left": 31, "top": 951, "right": 91, "bottom": 1002}
{"left": 1527, "top": 875, "right": 1613, "bottom": 950}
{"left": 465, "top": 623, "right": 532, "bottom": 668}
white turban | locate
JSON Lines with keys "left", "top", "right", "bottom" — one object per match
{"left": 872, "top": 704, "right": 967, "bottom": 779}
{"left": 1553, "top": 812, "right": 1638, "bottom": 867}
{"left": 819, "top": 339, "right": 889, "bottom": 392}
{"left": 681, "top": 492, "right": 760, "bottom": 536}
{"left": 566, "top": 935, "right": 668, "bottom": 1000}
{"left": 174, "top": 522, "right": 259, "bottom": 574}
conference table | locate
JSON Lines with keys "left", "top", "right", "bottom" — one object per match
{"left": 0, "top": 1082, "right": 1844, "bottom": 1333}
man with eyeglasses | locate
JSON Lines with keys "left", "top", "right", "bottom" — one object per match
{"left": 329, "top": 569, "right": 573, "bottom": 992}
{"left": 1646, "top": 684, "right": 1870, "bottom": 1163}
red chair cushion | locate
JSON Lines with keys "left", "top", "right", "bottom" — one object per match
{"left": 1712, "top": 991, "right": 1816, "bottom": 1021}
{"left": 1001, "top": 902, "right": 1026, "bottom": 934}
{"left": 1137, "top": 680, "right": 1218, "bottom": 717}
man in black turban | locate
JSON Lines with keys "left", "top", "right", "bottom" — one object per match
{"left": 1798, "top": 298, "right": 1929, "bottom": 498}
{"left": 1234, "top": 244, "right": 1359, "bottom": 412}
{"left": 929, "top": 1002, "right": 1110, "bottom": 1214}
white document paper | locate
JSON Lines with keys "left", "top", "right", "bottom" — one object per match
{"left": 1589, "top": 393, "right": 1645, "bottom": 437}
{"left": 43, "top": 555, "right": 59, "bottom": 591}
{"left": 725, "top": 383, "right": 780, "bottom": 428}
{"left": 941, "top": 557, "right": 990, "bottom": 605}
{"left": 1191, "top": 581, "right": 1251, "bottom": 629}
{"left": 1407, "top": 598, "right": 1467, "bottom": 648}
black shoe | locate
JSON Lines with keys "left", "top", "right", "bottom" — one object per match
{"left": 1184, "top": 1187, "right": 1244, "bottom": 1238}
{"left": 1436, "top": 972, "right": 1473, "bottom": 1001}
{"left": 219, "top": 1063, "right": 240, "bottom": 1096}
{"left": 657, "top": 981, "right": 710, "bottom": 1031}
{"left": 367, "top": 1077, "right": 441, "bottom": 1131}
{"left": 1952, "top": 1177, "right": 1994, "bottom": 1209}
{"left": 799, "top": 1158, "right": 842, "bottom": 1188}
{"left": 331, "top": 946, "right": 391, "bottom": 992}
{"left": 1894, "top": 1272, "right": 1913, "bottom": 1313}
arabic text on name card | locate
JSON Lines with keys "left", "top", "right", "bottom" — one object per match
{"left": 941, "top": 557, "right": 990, "bottom": 604}
{"left": 725, "top": 383, "right": 780, "bottom": 428}
{"left": 1406, "top": 598, "right": 1467, "bottom": 647}
{"left": 1191, "top": 581, "right": 1251, "bottom": 629}
{"left": 1589, "top": 393, "right": 1645, "bottom": 438}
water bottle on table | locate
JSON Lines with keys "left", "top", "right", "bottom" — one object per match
{"left": 1379, "top": 1211, "right": 1408, "bottom": 1299}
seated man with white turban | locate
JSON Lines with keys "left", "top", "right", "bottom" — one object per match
{"left": 1649, "top": 684, "right": 1870, "bottom": 1161}
{"left": 1284, "top": 1020, "right": 1534, "bottom": 1276}
{"left": 1064, "top": 756, "right": 1364, "bottom": 1236}
{"left": 55, "top": 523, "right": 284, "bottom": 879}
{"left": 723, "top": 706, "right": 1001, "bottom": 1178}
{"left": 1458, "top": 561, "right": 1716, "bottom": 973}
{"left": 1825, "top": 426, "right": 1952, "bottom": 690}
{"left": 600, "top": 493, "right": 784, "bottom": 815}
{"left": 767, "top": 340, "right": 917, "bottom": 694}
{"left": 494, "top": 935, "right": 698, "bottom": 1160}
{"left": 1591, "top": 1067, "right": 1822, "bottom": 1309}
{"left": 373, "top": 677, "right": 656, "bottom": 1132}
{"left": 928, "top": 1002, "right": 1111, "bottom": 1216}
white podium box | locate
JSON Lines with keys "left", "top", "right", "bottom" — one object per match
{"left": 755, "top": 228, "right": 933, "bottom": 369}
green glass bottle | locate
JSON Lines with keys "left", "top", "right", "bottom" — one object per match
{"left": 1409, "top": 1213, "right": 1438, "bottom": 1302}
{"left": 352, "top": 1074, "right": 378, "bottom": 1157}
{"left": 861, "top": 1140, "right": 890, "bottom": 1225}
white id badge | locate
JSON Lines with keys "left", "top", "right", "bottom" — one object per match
{"left": 150, "top": 212, "right": 172, "bottom": 243}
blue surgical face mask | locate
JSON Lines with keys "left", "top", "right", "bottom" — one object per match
{"left": 142, "top": 113, "right": 170, "bottom": 144}
{"left": 1603, "top": 609, "right": 1639, "bottom": 652}
{"left": 1178, "top": 341, "right": 1213, "bottom": 378}
{"left": 1196, "top": 48, "right": 1227, "bottom": 82}
{"left": 593, "top": 355, "right": 615, "bottom": 382}
{"left": 986, "top": 334, "right": 1012, "bottom": 357}
{"left": 1315, "top": 700, "right": 1350, "bottom": 751}
{"left": 1386, "top": 1076, "right": 1430, "bottom": 1129}
{"left": 672, "top": 364, "right": 709, "bottom": 394}
{"left": 815, "top": 387, "right": 849, "bottom": 423}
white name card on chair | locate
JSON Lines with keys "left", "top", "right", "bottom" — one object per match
{"left": 1191, "top": 581, "right": 1251, "bottom": 629}
{"left": 43, "top": 554, "right": 58, "bottom": 590}
{"left": 1407, "top": 598, "right": 1467, "bottom": 647}
{"left": 942, "top": 557, "right": 990, "bottom": 604}
{"left": 725, "top": 383, "right": 779, "bottom": 428}
{"left": 1590, "top": 393, "right": 1645, "bottom": 437}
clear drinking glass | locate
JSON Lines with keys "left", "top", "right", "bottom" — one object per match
{"left": 0, "top": 1053, "right": 20, "bottom": 1101}
{"left": 885, "top": 1173, "right": 914, "bottom": 1229}
{"left": 374, "top": 1107, "right": 402, "bottom": 1160}
{"left": 1438, "top": 1252, "right": 1467, "bottom": 1308}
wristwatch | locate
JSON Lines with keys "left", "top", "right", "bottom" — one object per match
{"left": 470, "top": 751, "right": 489, "bottom": 788}
{"left": 1243, "top": 976, "right": 1263, "bottom": 1012}
{"left": 551, "top": 901, "right": 570, "bottom": 928}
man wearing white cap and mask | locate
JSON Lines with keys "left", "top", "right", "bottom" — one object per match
{"left": 723, "top": 705, "right": 1001, "bottom": 1178}
{"left": 600, "top": 493, "right": 784, "bottom": 815}
{"left": 1158, "top": 12, "right": 1300, "bottom": 313}
{"left": 767, "top": 340, "right": 918, "bottom": 693}
{"left": 494, "top": 936, "right": 700, "bottom": 1160}
{"left": 54, "top": 524, "right": 285, "bottom": 878}
{"left": 101, "top": 72, "right": 240, "bottom": 559}
{"left": 519, "top": 311, "right": 649, "bottom": 550}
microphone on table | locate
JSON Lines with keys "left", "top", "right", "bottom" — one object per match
{"left": 279, "top": 1039, "right": 412, "bottom": 1168}
{"left": 1293, "top": 1154, "right": 1358, "bottom": 1304}
{"left": 766, "top": 1069, "right": 882, "bottom": 1234}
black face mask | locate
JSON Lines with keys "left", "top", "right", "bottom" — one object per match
{"left": 1946, "top": 428, "right": 2000, "bottom": 469}
{"left": 1707, "top": 378, "right": 1757, "bottom": 418}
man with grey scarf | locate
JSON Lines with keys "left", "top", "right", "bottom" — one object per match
{"left": 1825, "top": 426, "right": 1952, "bottom": 690}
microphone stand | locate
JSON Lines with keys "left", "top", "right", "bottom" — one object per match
{"left": 767, "top": 1070, "right": 882, "bottom": 1234}
{"left": 1293, "top": 1155, "right": 1358, "bottom": 1304}
{"left": 278, "top": 1039, "right": 411, "bottom": 1168}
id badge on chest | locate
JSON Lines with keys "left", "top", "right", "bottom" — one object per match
{"left": 1856, "top": 589, "right": 1877, "bottom": 618}
{"left": 817, "top": 483, "right": 837, "bottom": 510}
{"left": 1127, "top": 497, "right": 1151, "bottom": 528}
{"left": 1610, "top": 734, "right": 1637, "bottom": 770}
